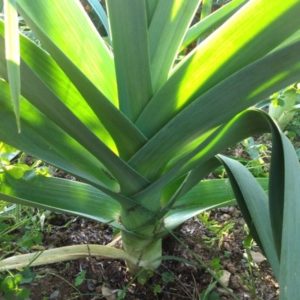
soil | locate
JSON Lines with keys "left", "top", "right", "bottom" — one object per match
{"left": 24, "top": 207, "right": 278, "bottom": 300}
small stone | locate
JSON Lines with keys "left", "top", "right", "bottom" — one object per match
{"left": 220, "top": 214, "right": 231, "bottom": 221}
{"left": 87, "top": 279, "right": 97, "bottom": 291}
{"left": 102, "top": 285, "right": 116, "bottom": 300}
{"left": 230, "top": 275, "right": 241, "bottom": 289}
{"left": 49, "top": 290, "right": 60, "bottom": 300}
{"left": 232, "top": 210, "right": 241, "bottom": 217}
{"left": 225, "top": 263, "right": 236, "bottom": 273}
{"left": 242, "top": 293, "right": 251, "bottom": 299}
{"left": 251, "top": 251, "right": 266, "bottom": 264}
{"left": 223, "top": 241, "right": 231, "bottom": 251}
{"left": 219, "top": 207, "right": 234, "bottom": 214}
{"left": 219, "top": 270, "right": 231, "bottom": 287}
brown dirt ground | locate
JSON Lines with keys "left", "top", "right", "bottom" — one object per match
{"left": 23, "top": 207, "right": 278, "bottom": 300}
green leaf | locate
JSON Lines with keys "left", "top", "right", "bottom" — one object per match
{"left": 0, "top": 80, "right": 119, "bottom": 191}
{"left": 4, "top": 0, "right": 20, "bottom": 131}
{"left": 163, "top": 110, "right": 269, "bottom": 180}
{"left": 20, "top": 269, "right": 36, "bottom": 284}
{"left": 1, "top": 274, "right": 21, "bottom": 293}
{"left": 107, "top": 0, "right": 152, "bottom": 121}
{"left": 279, "top": 136, "right": 300, "bottom": 300}
{"left": 214, "top": 110, "right": 300, "bottom": 294}
{"left": 130, "top": 40, "right": 300, "bottom": 179}
{"left": 0, "top": 31, "right": 149, "bottom": 195}
{"left": 0, "top": 81, "right": 151, "bottom": 200}
{"left": 1, "top": 61, "right": 147, "bottom": 195}
{"left": 15, "top": 1, "right": 147, "bottom": 159}
{"left": 0, "top": 169, "right": 122, "bottom": 227}
{"left": 165, "top": 158, "right": 221, "bottom": 201}
{"left": 200, "top": 0, "right": 213, "bottom": 20}
{"left": 17, "top": 229, "right": 42, "bottom": 249}
{"left": 164, "top": 178, "right": 268, "bottom": 230}
{"left": 137, "top": 0, "right": 300, "bottom": 137}
{"left": 146, "top": 0, "right": 158, "bottom": 25}
{"left": 133, "top": 108, "right": 289, "bottom": 214}
{"left": 133, "top": 106, "right": 269, "bottom": 205}
{"left": 17, "top": 0, "right": 117, "bottom": 104}
{"left": 86, "top": 0, "right": 110, "bottom": 36}
{"left": 148, "top": 0, "right": 199, "bottom": 91}
{"left": 218, "top": 155, "right": 280, "bottom": 277}
{"left": 181, "top": 0, "right": 247, "bottom": 50}
{"left": 0, "top": 142, "right": 20, "bottom": 163}
{"left": 74, "top": 270, "right": 86, "bottom": 287}
{"left": 150, "top": 109, "right": 275, "bottom": 224}
{"left": 0, "top": 20, "right": 117, "bottom": 153}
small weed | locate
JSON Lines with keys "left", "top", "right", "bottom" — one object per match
{"left": 116, "top": 288, "right": 127, "bottom": 300}
{"left": 136, "top": 269, "right": 154, "bottom": 285}
{"left": 198, "top": 212, "right": 234, "bottom": 248}
{"left": 74, "top": 269, "right": 87, "bottom": 287}
{"left": 242, "top": 227, "right": 259, "bottom": 300}
{"left": 209, "top": 258, "right": 222, "bottom": 278}
{"left": 0, "top": 272, "right": 31, "bottom": 300}
{"left": 199, "top": 280, "right": 220, "bottom": 300}
{"left": 241, "top": 137, "right": 270, "bottom": 177}
{"left": 161, "top": 271, "right": 175, "bottom": 284}
{"left": 152, "top": 283, "right": 162, "bottom": 295}
{"left": 268, "top": 83, "right": 300, "bottom": 130}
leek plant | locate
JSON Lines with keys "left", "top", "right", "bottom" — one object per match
{"left": 0, "top": 0, "right": 300, "bottom": 298}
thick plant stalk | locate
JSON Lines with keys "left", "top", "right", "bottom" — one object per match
{"left": 0, "top": 244, "right": 134, "bottom": 271}
{"left": 119, "top": 198, "right": 162, "bottom": 271}
{"left": 122, "top": 230, "right": 162, "bottom": 271}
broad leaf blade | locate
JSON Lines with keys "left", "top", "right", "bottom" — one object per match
{"left": 0, "top": 169, "right": 121, "bottom": 226}
{"left": 218, "top": 155, "right": 280, "bottom": 278}
{"left": 164, "top": 179, "right": 235, "bottom": 230}
{"left": 130, "top": 40, "right": 300, "bottom": 178}
{"left": 164, "top": 178, "right": 268, "bottom": 230}
{"left": 107, "top": 0, "right": 152, "bottom": 121}
{"left": 0, "top": 21, "right": 117, "bottom": 153}
{"left": 146, "top": 0, "right": 158, "bottom": 25}
{"left": 164, "top": 110, "right": 269, "bottom": 180}
{"left": 0, "top": 46, "right": 148, "bottom": 195}
{"left": 134, "top": 109, "right": 270, "bottom": 207}
{"left": 0, "top": 84, "right": 146, "bottom": 207}
{"left": 149, "top": 0, "right": 199, "bottom": 91}
{"left": 16, "top": 0, "right": 148, "bottom": 159}
{"left": 181, "top": 0, "right": 247, "bottom": 50}
{"left": 0, "top": 80, "right": 119, "bottom": 191}
{"left": 86, "top": 0, "right": 110, "bottom": 37}
{"left": 137, "top": 0, "right": 300, "bottom": 137}
{"left": 200, "top": 0, "right": 213, "bottom": 20}
{"left": 17, "top": 0, "right": 117, "bottom": 104}
{"left": 4, "top": 0, "right": 20, "bottom": 131}
{"left": 279, "top": 136, "right": 300, "bottom": 300}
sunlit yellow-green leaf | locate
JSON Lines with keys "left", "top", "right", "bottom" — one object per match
{"left": 200, "top": 0, "right": 213, "bottom": 20}
{"left": 181, "top": 0, "right": 247, "bottom": 50}
{"left": 148, "top": 0, "right": 199, "bottom": 91}
{"left": 137, "top": 0, "right": 300, "bottom": 137}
